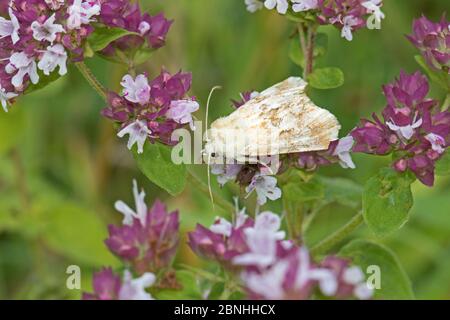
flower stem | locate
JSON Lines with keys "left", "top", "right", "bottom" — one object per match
{"left": 311, "top": 211, "right": 364, "bottom": 256}
{"left": 187, "top": 169, "right": 236, "bottom": 215}
{"left": 298, "top": 23, "right": 317, "bottom": 79}
{"left": 75, "top": 62, "right": 107, "bottom": 101}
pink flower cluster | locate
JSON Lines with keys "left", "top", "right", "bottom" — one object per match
{"left": 0, "top": 0, "right": 102, "bottom": 111}
{"left": 245, "top": 0, "right": 385, "bottom": 41}
{"left": 188, "top": 208, "right": 372, "bottom": 300}
{"left": 105, "top": 180, "right": 179, "bottom": 275}
{"left": 83, "top": 180, "right": 179, "bottom": 300}
{"left": 351, "top": 71, "right": 449, "bottom": 186}
{"left": 99, "top": 0, "right": 172, "bottom": 58}
{"left": 83, "top": 268, "right": 156, "bottom": 300}
{"left": 317, "top": 0, "right": 385, "bottom": 41}
{"left": 102, "top": 70, "right": 199, "bottom": 153}
{"left": 0, "top": 0, "right": 173, "bottom": 113}
{"left": 407, "top": 15, "right": 450, "bottom": 74}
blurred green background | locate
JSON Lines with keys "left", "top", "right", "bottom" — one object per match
{"left": 0, "top": 0, "right": 449, "bottom": 299}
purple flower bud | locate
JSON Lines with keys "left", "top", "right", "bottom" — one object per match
{"left": 188, "top": 215, "right": 254, "bottom": 267}
{"left": 83, "top": 268, "right": 156, "bottom": 300}
{"left": 382, "top": 71, "right": 430, "bottom": 109}
{"left": 407, "top": 15, "right": 450, "bottom": 74}
{"left": 98, "top": 1, "right": 172, "bottom": 56}
{"left": 82, "top": 268, "right": 121, "bottom": 300}
{"left": 105, "top": 184, "right": 180, "bottom": 275}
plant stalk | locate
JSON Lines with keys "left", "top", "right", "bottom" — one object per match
{"left": 75, "top": 62, "right": 107, "bottom": 101}
{"left": 311, "top": 211, "right": 364, "bottom": 256}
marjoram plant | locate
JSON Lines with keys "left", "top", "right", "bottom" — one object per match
{"left": 0, "top": 0, "right": 449, "bottom": 300}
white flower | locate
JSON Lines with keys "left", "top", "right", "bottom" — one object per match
{"left": 0, "top": 85, "right": 18, "bottom": 113}
{"left": 31, "top": 14, "right": 65, "bottom": 43}
{"left": 243, "top": 260, "right": 289, "bottom": 299}
{"left": 233, "top": 229, "right": 278, "bottom": 268}
{"left": 291, "top": 0, "right": 318, "bottom": 12}
{"left": 117, "top": 120, "right": 151, "bottom": 154}
{"left": 6, "top": 52, "right": 39, "bottom": 88}
{"left": 425, "top": 133, "right": 446, "bottom": 154}
{"left": 234, "top": 201, "right": 249, "bottom": 228}
{"left": 233, "top": 212, "right": 284, "bottom": 268}
{"left": 0, "top": 8, "right": 20, "bottom": 44}
{"left": 210, "top": 163, "right": 242, "bottom": 187}
{"left": 296, "top": 247, "right": 338, "bottom": 296}
{"left": 343, "top": 266, "right": 364, "bottom": 284}
{"left": 210, "top": 201, "right": 249, "bottom": 236}
{"left": 343, "top": 266, "right": 374, "bottom": 300}
{"left": 67, "top": 0, "right": 101, "bottom": 30}
{"left": 264, "top": 0, "right": 289, "bottom": 14}
{"left": 248, "top": 211, "right": 285, "bottom": 240}
{"left": 138, "top": 21, "right": 151, "bottom": 35}
{"left": 118, "top": 270, "right": 155, "bottom": 300}
{"left": 333, "top": 136, "right": 356, "bottom": 169}
{"left": 341, "top": 15, "right": 359, "bottom": 41}
{"left": 362, "top": 0, "right": 385, "bottom": 24}
{"left": 114, "top": 179, "right": 148, "bottom": 226}
{"left": 386, "top": 117, "right": 422, "bottom": 140}
{"left": 37, "top": 44, "right": 68, "bottom": 76}
{"left": 166, "top": 100, "right": 200, "bottom": 130}
{"left": 245, "top": 0, "right": 263, "bottom": 13}
{"left": 210, "top": 217, "right": 233, "bottom": 237}
{"left": 245, "top": 173, "right": 282, "bottom": 205}
{"left": 120, "top": 74, "right": 151, "bottom": 105}
{"left": 354, "top": 283, "right": 374, "bottom": 300}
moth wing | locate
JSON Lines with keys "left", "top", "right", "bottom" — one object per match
{"left": 208, "top": 77, "right": 341, "bottom": 158}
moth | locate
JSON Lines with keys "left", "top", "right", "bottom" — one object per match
{"left": 204, "top": 77, "right": 341, "bottom": 163}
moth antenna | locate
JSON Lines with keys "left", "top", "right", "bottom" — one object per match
{"left": 207, "top": 153, "right": 215, "bottom": 211}
{"left": 205, "top": 85, "right": 222, "bottom": 141}
{"left": 205, "top": 86, "right": 221, "bottom": 212}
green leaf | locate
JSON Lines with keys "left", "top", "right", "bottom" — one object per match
{"left": 363, "top": 168, "right": 414, "bottom": 237}
{"left": 289, "top": 38, "right": 305, "bottom": 68}
{"left": 414, "top": 55, "right": 449, "bottom": 90}
{"left": 285, "top": 11, "right": 317, "bottom": 23}
{"left": 307, "top": 67, "right": 344, "bottom": 89}
{"left": 88, "top": 26, "right": 137, "bottom": 52}
{"left": 318, "top": 176, "right": 363, "bottom": 209}
{"left": 24, "top": 70, "right": 62, "bottom": 95}
{"left": 41, "top": 203, "right": 118, "bottom": 267}
{"left": 435, "top": 150, "right": 450, "bottom": 176}
{"left": 340, "top": 240, "right": 414, "bottom": 300}
{"left": 134, "top": 142, "right": 187, "bottom": 196}
{"left": 133, "top": 47, "right": 154, "bottom": 66}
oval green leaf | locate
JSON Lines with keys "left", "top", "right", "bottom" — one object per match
{"left": 134, "top": 142, "right": 187, "bottom": 196}
{"left": 307, "top": 67, "right": 344, "bottom": 89}
{"left": 363, "top": 168, "right": 414, "bottom": 237}
{"left": 88, "top": 26, "right": 138, "bottom": 52}
{"left": 339, "top": 239, "right": 414, "bottom": 300}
